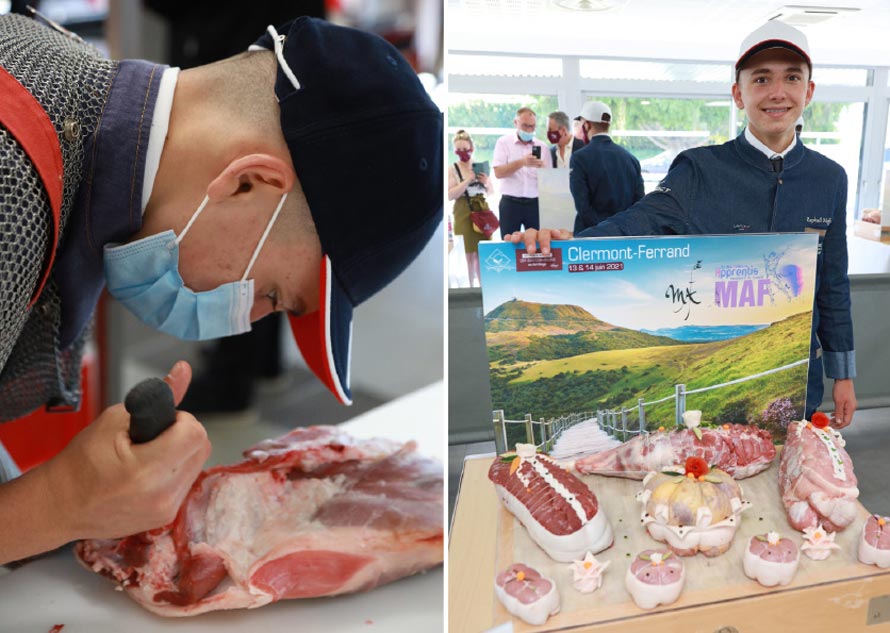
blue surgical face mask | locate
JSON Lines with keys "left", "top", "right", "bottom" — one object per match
{"left": 517, "top": 130, "right": 535, "bottom": 143}
{"left": 104, "top": 192, "right": 288, "bottom": 340}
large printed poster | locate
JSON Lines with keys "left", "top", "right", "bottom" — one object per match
{"left": 479, "top": 234, "right": 818, "bottom": 439}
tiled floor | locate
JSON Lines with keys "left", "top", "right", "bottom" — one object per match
{"left": 448, "top": 407, "right": 890, "bottom": 524}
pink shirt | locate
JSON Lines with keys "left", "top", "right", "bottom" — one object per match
{"left": 492, "top": 133, "right": 550, "bottom": 198}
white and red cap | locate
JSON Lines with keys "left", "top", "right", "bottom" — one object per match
{"left": 288, "top": 257, "right": 354, "bottom": 404}
{"left": 577, "top": 100, "right": 612, "bottom": 124}
{"left": 736, "top": 21, "right": 811, "bottom": 72}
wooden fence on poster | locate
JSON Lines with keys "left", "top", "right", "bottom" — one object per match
{"left": 492, "top": 356, "right": 808, "bottom": 453}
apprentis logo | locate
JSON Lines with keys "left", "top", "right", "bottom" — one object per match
{"left": 484, "top": 248, "right": 513, "bottom": 273}
{"left": 715, "top": 260, "right": 803, "bottom": 308}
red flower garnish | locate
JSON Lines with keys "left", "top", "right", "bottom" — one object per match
{"left": 811, "top": 412, "right": 830, "bottom": 429}
{"left": 684, "top": 456, "right": 709, "bottom": 479}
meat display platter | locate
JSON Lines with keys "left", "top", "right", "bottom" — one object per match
{"left": 449, "top": 454, "right": 890, "bottom": 633}
{"left": 0, "top": 383, "right": 444, "bottom": 632}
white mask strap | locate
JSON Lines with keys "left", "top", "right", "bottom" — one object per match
{"left": 241, "top": 192, "right": 288, "bottom": 281}
{"left": 266, "top": 25, "right": 301, "bottom": 91}
{"left": 176, "top": 195, "right": 211, "bottom": 244}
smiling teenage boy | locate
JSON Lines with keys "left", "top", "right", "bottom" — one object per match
{"left": 508, "top": 21, "right": 856, "bottom": 428}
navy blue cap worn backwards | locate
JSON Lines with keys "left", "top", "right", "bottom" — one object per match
{"left": 251, "top": 17, "right": 443, "bottom": 405}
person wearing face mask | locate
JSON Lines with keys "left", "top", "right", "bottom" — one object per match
{"left": 142, "top": 1, "right": 327, "bottom": 417}
{"left": 569, "top": 100, "right": 644, "bottom": 233}
{"left": 0, "top": 13, "right": 441, "bottom": 564}
{"left": 547, "top": 111, "right": 584, "bottom": 168}
{"left": 492, "top": 106, "right": 550, "bottom": 239}
{"left": 508, "top": 21, "right": 856, "bottom": 430}
{"left": 573, "top": 118, "right": 588, "bottom": 145}
{"left": 448, "top": 130, "right": 493, "bottom": 286}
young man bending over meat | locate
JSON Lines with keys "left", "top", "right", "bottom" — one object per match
{"left": 0, "top": 13, "right": 441, "bottom": 564}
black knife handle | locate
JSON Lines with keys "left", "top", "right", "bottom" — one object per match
{"left": 124, "top": 378, "right": 176, "bottom": 444}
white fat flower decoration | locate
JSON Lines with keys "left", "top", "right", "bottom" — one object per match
{"left": 570, "top": 551, "right": 609, "bottom": 593}
{"left": 649, "top": 552, "right": 664, "bottom": 565}
{"left": 767, "top": 531, "right": 781, "bottom": 545}
{"left": 681, "top": 410, "right": 703, "bottom": 440}
{"left": 801, "top": 523, "right": 841, "bottom": 560}
{"left": 682, "top": 410, "right": 702, "bottom": 429}
{"left": 515, "top": 444, "right": 537, "bottom": 459}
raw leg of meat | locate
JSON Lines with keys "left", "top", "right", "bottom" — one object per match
{"left": 573, "top": 424, "right": 775, "bottom": 480}
{"left": 778, "top": 421, "right": 858, "bottom": 532}
{"left": 75, "top": 426, "right": 443, "bottom": 616}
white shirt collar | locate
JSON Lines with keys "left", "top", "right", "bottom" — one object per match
{"left": 141, "top": 66, "right": 180, "bottom": 214}
{"left": 745, "top": 126, "right": 796, "bottom": 159}
{"left": 556, "top": 136, "right": 573, "bottom": 166}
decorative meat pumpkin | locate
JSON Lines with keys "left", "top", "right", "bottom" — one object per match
{"left": 637, "top": 457, "right": 750, "bottom": 557}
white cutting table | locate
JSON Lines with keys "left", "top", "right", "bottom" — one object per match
{"left": 0, "top": 381, "right": 444, "bottom": 633}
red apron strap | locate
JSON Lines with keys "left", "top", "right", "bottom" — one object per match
{"left": 0, "top": 66, "right": 63, "bottom": 308}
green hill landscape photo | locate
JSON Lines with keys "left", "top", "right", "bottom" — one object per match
{"left": 486, "top": 299, "right": 811, "bottom": 439}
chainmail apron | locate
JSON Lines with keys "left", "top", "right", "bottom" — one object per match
{"left": 0, "top": 13, "right": 117, "bottom": 420}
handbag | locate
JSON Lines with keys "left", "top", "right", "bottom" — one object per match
{"left": 455, "top": 164, "right": 499, "bottom": 239}
{"left": 469, "top": 196, "right": 499, "bottom": 239}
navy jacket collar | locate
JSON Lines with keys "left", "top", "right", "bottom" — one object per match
{"left": 55, "top": 59, "right": 166, "bottom": 347}
{"left": 734, "top": 129, "right": 805, "bottom": 172}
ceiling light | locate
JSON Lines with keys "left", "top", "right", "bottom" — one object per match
{"left": 767, "top": 5, "right": 861, "bottom": 27}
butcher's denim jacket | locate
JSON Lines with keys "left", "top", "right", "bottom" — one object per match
{"left": 576, "top": 131, "right": 855, "bottom": 413}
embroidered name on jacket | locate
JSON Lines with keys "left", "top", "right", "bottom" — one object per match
{"left": 806, "top": 216, "right": 832, "bottom": 226}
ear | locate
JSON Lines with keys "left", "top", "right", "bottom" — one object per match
{"left": 805, "top": 80, "right": 815, "bottom": 107}
{"left": 731, "top": 83, "right": 744, "bottom": 110}
{"left": 206, "top": 153, "right": 295, "bottom": 202}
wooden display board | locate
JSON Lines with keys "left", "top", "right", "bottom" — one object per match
{"left": 449, "top": 456, "right": 890, "bottom": 632}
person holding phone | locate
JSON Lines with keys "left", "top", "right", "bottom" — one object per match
{"left": 448, "top": 130, "right": 493, "bottom": 286}
{"left": 492, "top": 107, "right": 550, "bottom": 238}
